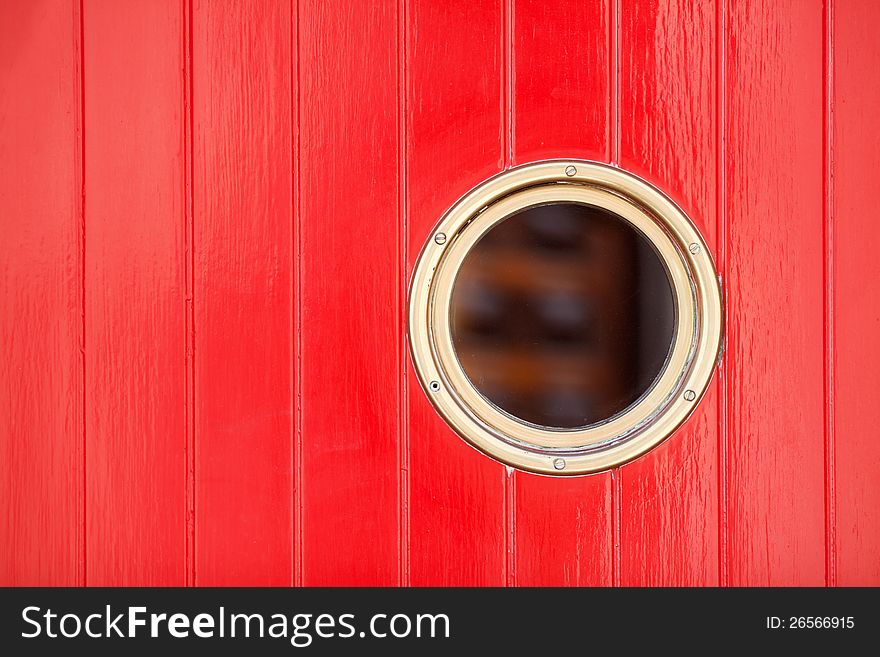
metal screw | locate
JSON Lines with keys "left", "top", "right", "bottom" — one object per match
{"left": 688, "top": 243, "right": 701, "bottom": 255}
{"left": 434, "top": 233, "right": 447, "bottom": 245}
{"left": 553, "top": 458, "right": 566, "bottom": 471}
{"left": 564, "top": 165, "right": 577, "bottom": 177}
{"left": 683, "top": 390, "right": 696, "bottom": 402}
{"left": 429, "top": 380, "right": 441, "bottom": 392}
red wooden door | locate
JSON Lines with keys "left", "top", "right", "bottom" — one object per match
{"left": 2, "top": 0, "right": 878, "bottom": 586}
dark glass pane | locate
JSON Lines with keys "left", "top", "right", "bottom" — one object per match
{"left": 450, "top": 202, "right": 676, "bottom": 429}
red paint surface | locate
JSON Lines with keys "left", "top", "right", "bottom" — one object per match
{"left": 299, "top": 0, "right": 400, "bottom": 585}
{"left": 83, "top": 0, "right": 187, "bottom": 586}
{"left": 2, "top": 0, "right": 878, "bottom": 586}
{"left": 725, "top": 0, "right": 826, "bottom": 585}
{"left": 192, "top": 0, "right": 294, "bottom": 585}
{"left": 0, "top": 0, "right": 82, "bottom": 586}
{"left": 832, "top": 0, "right": 880, "bottom": 586}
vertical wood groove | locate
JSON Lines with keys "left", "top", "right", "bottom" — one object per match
{"left": 505, "top": 469, "right": 516, "bottom": 586}
{"left": 77, "top": 0, "right": 87, "bottom": 588}
{"left": 611, "top": 470, "right": 621, "bottom": 586}
{"left": 823, "top": 0, "right": 837, "bottom": 588}
{"left": 609, "top": 0, "right": 620, "bottom": 166}
{"left": 716, "top": 0, "right": 729, "bottom": 588}
{"left": 502, "top": 0, "right": 515, "bottom": 588}
{"left": 503, "top": 0, "right": 514, "bottom": 168}
{"left": 183, "top": 0, "right": 195, "bottom": 589}
{"left": 397, "top": 0, "right": 411, "bottom": 587}
{"left": 293, "top": 0, "right": 304, "bottom": 588}
{"left": 289, "top": 0, "right": 298, "bottom": 588}
{"left": 610, "top": 0, "right": 621, "bottom": 587}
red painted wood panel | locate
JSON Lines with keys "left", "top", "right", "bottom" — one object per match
{"left": 83, "top": 0, "right": 187, "bottom": 585}
{"left": 511, "top": 0, "right": 612, "bottom": 586}
{"left": 725, "top": 0, "right": 826, "bottom": 585}
{"left": 3, "top": 0, "right": 880, "bottom": 588}
{"left": 406, "top": 0, "right": 507, "bottom": 586}
{"left": 299, "top": 0, "right": 400, "bottom": 585}
{"left": 192, "top": 0, "right": 294, "bottom": 586}
{"left": 512, "top": 0, "right": 608, "bottom": 163}
{"left": 617, "top": 0, "right": 719, "bottom": 586}
{"left": 0, "top": 0, "right": 82, "bottom": 586}
{"left": 832, "top": 0, "right": 880, "bottom": 586}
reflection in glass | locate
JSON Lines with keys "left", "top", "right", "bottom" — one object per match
{"left": 450, "top": 202, "right": 676, "bottom": 429}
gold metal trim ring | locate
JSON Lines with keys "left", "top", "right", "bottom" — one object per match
{"left": 408, "top": 160, "right": 723, "bottom": 475}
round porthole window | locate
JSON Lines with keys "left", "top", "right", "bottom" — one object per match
{"left": 408, "top": 160, "right": 722, "bottom": 475}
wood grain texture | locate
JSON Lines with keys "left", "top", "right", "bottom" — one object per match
{"left": 617, "top": 0, "right": 719, "bottom": 586}
{"left": 299, "top": 0, "right": 400, "bottom": 585}
{"left": 0, "top": 0, "right": 82, "bottom": 586}
{"left": 192, "top": 0, "right": 294, "bottom": 586}
{"left": 832, "top": 0, "right": 880, "bottom": 586}
{"left": 511, "top": 0, "right": 612, "bottom": 587}
{"left": 406, "top": 0, "right": 507, "bottom": 586}
{"left": 83, "top": 0, "right": 187, "bottom": 585}
{"left": 725, "top": 0, "right": 825, "bottom": 585}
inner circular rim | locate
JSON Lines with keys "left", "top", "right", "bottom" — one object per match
{"left": 428, "top": 183, "right": 698, "bottom": 451}
{"left": 449, "top": 200, "right": 678, "bottom": 431}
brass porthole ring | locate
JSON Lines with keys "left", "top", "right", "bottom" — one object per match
{"left": 408, "top": 160, "right": 723, "bottom": 475}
